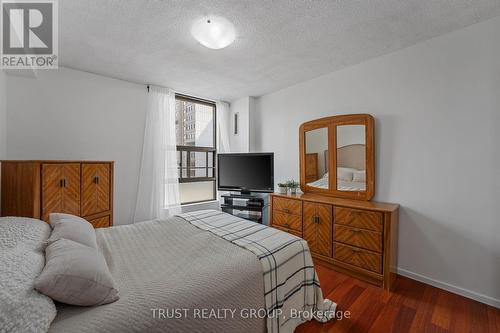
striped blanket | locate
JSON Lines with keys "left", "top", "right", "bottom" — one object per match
{"left": 177, "top": 210, "right": 336, "bottom": 333}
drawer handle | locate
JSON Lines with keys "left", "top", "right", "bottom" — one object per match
{"left": 351, "top": 248, "right": 361, "bottom": 253}
{"left": 311, "top": 216, "right": 320, "bottom": 224}
{"left": 284, "top": 223, "right": 289, "bottom": 228}
{"left": 283, "top": 208, "right": 290, "bottom": 213}
{"left": 350, "top": 228, "right": 361, "bottom": 233}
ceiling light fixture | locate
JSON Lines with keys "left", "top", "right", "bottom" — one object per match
{"left": 191, "top": 17, "right": 236, "bottom": 49}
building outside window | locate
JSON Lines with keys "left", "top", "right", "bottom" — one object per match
{"left": 175, "top": 95, "right": 216, "bottom": 204}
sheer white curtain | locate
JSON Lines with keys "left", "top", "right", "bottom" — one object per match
{"left": 134, "top": 85, "right": 181, "bottom": 222}
{"left": 216, "top": 101, "right": 231, "bottom": 153}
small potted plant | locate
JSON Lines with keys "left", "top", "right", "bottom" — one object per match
{"left": 287, "top": 180, "right": 300, "bottom": 195}
{"left": 277, "top": 182, "right": 288, "bottom": 194}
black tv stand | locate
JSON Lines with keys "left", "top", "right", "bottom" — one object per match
{"left": 220, "top": 193, "right": 268, "bottom": 224}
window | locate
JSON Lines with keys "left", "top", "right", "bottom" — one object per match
{"left": 175, "top": 95, "right": 216, "bottom": 204}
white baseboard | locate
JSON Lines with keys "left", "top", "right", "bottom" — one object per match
{"left": 397, "top": 267, "right": 500, "bottom": 309}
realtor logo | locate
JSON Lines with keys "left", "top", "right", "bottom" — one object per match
{"left": 1, "top": 0, "right": 58, "bottom": 68}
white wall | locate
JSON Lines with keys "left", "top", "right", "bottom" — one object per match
{"left": 0, "top": 70, "right": 6, "bottom": 159}
{"left": 305, "top": 127, "right": 328, "bottom": 177}
{"left": 253, "top": 16, "right": 500, "bottom": 306}
{"left": 5, "top": 67, "right": 147, "bottom": 225}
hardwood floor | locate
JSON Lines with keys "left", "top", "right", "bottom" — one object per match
{"left": 295, "top": 264, "right": 500, "bottom": 333}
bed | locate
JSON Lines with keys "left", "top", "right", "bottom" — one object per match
{"left": 1, "top": 210, "right": 335, "bottom": 333}
{"left": 307, "top": 172, "right": 366, "bottom": 191}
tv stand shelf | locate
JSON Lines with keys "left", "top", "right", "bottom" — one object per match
{"left": 220, "top": 193, "right": 268, "bottom": 224}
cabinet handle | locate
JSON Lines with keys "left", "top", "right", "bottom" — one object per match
{"left": 284, "top": 208, "right": 289, "bottom": 213}
{"left": 284, "top": 223, "right": 289, "bottom": 228}
{"left": 59, "top": 179, "right": 64, "bottom": 188}
{"left": 63, "top": 179, "right": 67, "bottom": 187}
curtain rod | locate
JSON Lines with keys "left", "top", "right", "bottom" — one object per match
{"left": 146, "top": 85, "right": 217, "bottom": 105}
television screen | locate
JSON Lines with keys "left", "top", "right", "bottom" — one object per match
{"left": 218, "top": 153, "right": 274, "bottom": 193}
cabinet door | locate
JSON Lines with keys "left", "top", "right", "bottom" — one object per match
{"left": 303, "top": 202, "right": 333, "bottom": 257}
{"left": 82, "top": 163, "right": 110, "bottom": 216}
{"left": 42, "top": 164, "right": 81, "bottom": 221}
{"left": 88, "top": 215, "right": 110, "bottom": 228}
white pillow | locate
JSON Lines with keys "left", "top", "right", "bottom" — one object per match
{"left": 337, "top": 167, "right": 354, "bottom": 182}
{"left": 353, "top": 170, "right": 366, "bottom": 182}
{"left": 49, "top": 213, "right": 89, "bottom": 228}
{"left": 35, "top": 239, "right": 119, "bottom": 306}
{"left": 48, "top": 213, "right": 97, "bottom": 249}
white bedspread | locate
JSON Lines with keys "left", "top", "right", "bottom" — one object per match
{"left": 0, "top": 217, "right": 57, "bottom": 333}
{"left": 178, "top": 210, "right": 336, "bottom": 333}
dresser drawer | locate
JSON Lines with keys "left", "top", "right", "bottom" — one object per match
{"left": 334, "top": 243, "right": 382, "bottom": 273}
{"left": 334, "top": 225, "right": 382, "bottom": 252}
{"left": 334, "top": 207, "right": 383, "bottom": 232}
{"left": 273, "top": 197, "right": 302, "bottom": 216}
{"left": 88, "top": 215, "right": 110, "bottom": 228}
{"left": 273, "top": 224, "right": 302, "bottom": 238}
{"left": 272, "top": 211, "right": 302, "bottom": 232}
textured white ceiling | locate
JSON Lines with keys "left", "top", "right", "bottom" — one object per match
{"left": 59, "top": 0, "right": 500, "bottom": 101}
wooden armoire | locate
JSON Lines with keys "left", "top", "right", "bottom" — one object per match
{"left": 0, "top": 161, "right": 113, "bottom": 228}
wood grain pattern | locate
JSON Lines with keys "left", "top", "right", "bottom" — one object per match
{"left": 296, "top": 264, "right": 500, "bottom": 333}
{"left": 272, "top": 192, "right": 399, "bottom": 212}
{"left": 303, "top": 201, "right": 333, "bottom": 257}
{"left": 88, "top": 215, "right": 110, "bottom": 228}
{"left": 41, "top": 164, "right": 64, "bottom": 221}
{"left": 334, "top": 224, "right": 382, "bottom": 252}
{"left": 42, "top": 163, "right": 81, "bottom": 221}
{"left": 61, "top": 163, "right": 81, "bottom": 217}
{"left": 82, "top": 163, "right": 110, "bottom": 216}
{"left": 334, "top": 242, "right": 382, "bottom": 273}
{"left": 335, "top": 207, "right": 383, "bottom": 232}
{"left": 305, "top": 153, "right": 319, "bottom": 183}
{"left": 1, "top": 160, "right": 113, "bottom": 227}
{"left": 273, "top": 196, "right": 302, "bottom": 216}
{"left": 270, "top": 192, "right": 398, "bottom": 290}
{"left": 0, "top": 162, "right": 41, "bottom": 218}
{"left": 272, "top": 211, "right": 302, "bottom": 231}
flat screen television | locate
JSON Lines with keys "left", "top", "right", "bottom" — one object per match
{"left": 218, "top": 153, "right": 274, "bottom": 194}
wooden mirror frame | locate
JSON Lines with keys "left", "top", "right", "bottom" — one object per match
{"left": 299, "top": 114, "right": 375, "bottom": 201}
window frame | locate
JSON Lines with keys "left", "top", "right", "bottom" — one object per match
{"left": 175, "top": 94, "right": 217, "bottom": 205}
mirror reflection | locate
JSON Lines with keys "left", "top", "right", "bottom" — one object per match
{"left": 336, "top": 125, "right": 366, "bottom": 191}
{"left": 305, "top": 127, "right": 329, "bottom": 189}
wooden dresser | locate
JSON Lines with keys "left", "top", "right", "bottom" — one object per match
{"left": 0, "top": 161, "right": 114, "bottom": 228}
{"left": 270, "top": 192, "right": 399, "bottom": 290}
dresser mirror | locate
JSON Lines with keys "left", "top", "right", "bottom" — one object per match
{"left": 304, "top": 127, "right": 328, "bottom": 189}
{"left": 336, "top": 125, "right": 366, "bottom": 191}
{"left": 299, "top": 114, "right": 374, "bottom": 200}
